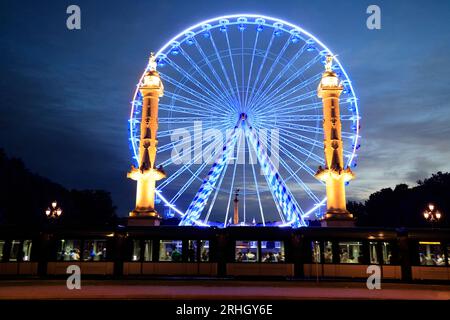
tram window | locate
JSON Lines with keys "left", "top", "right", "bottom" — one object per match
{"left": 22, "top": 240, "right": 32, "bottom": 261}
{"left": 131, "top": 240, "right": 141, "bottom": 261}
{"left": 9, "top": 240, "right": 21, "bottom": 261}
{"left": 235, "top": 241, "right": 258, "bottom": 262}
{"left": 369, "top": 242, "right": 379, "bottom": 264}
{"left": 83, "top": 240, "right": 107, "bottom": 261}
{"left": 311, "top": 241, "right": 321, "bottom": 263}
{"left": 200, "top": 240, "right": 209, "bottom": 262}
{"left": 261, "top": 241, "right": 284, "bottom": 263}
{"left": 143, "top": 240, "right": 152, "bottom": 262}
{"left": 418, "top": 242, "right": 444, "bottom": 266}
{"left": 324, "top": 241, "right": 333, "bottom": 263}
{"left": 339, "top": 241, "right": 363, "bottom": 264}
{"left": 159, "top": 240, "right": 182, "bottom": 262}
{"left": 0, "top": 240, "right": 5, "bottom": 261}
{"left": 382, "top": 242, "right": 393, "bottom": 264}
{"left": 57, "top": 240, "right": 81, "bottom": 261}
{"left": 447, "top": 245, "right": 450, "bottom": 266}
{"left": 187, "top": 240, "right": 198, "bottom": 262}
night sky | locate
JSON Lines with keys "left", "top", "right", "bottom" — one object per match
{"left": 1, "top": 0, "right": 449, "bottom": 217}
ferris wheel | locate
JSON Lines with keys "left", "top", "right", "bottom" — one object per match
{"left": 129, "top": 14, "right": 360, "bottom": 227}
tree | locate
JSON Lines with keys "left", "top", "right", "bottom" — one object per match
{"left": 351, "top": 172, "right": 450, "bottom": 228}
{"left": 0, "top": 149, "right": 117, "bottom": 228}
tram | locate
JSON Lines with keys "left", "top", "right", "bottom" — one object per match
{"left": 0, "top": 225, "right": 449, "bottom": 282}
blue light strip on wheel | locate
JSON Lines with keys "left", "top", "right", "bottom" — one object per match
{"left": 243, "top": 120, "right": 307, "bottom": 227}
{"left": 179, "top": 123, "right": 241, "bottom": 226}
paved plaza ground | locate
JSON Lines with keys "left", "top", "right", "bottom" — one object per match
{"left": 0, "top": 279, "right": 448, "bottom": 300}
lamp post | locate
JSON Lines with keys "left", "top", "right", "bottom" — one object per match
{"left": 45, "top": 201, "right": 63, "bottom": 219}
{"left": 423, "top": 203, "right": 442, "bottom": 229}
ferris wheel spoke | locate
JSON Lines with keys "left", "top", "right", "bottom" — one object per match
{"left": 180, "top": 125, "right": 241, "bottom": 226}
{"left": 256, "top": 132, "right": 317, "bottom": 179}
{"left": 159, "top": 103, "right": 221, "bottom": 117}
{"left": 251, "top": 54, "right": 322, "bottom": 112}
{"left": 261, "top": 126, "right": 322, "bottom": 150}
{"left": 203, "top": 154, "right": 231, "bottom": 224}
{"left": 254, "top": 103, "right": 323, "bottom": 122}
{"left": 246, "top": 37, "right": 291, "bottom": 108}
{"left": 159, "top": 117, "right": 230, "bottom": 124}
{"left": 245, "top": 124, "right": 305, "bottom": 225}
{"left": 273, "top": 120, "right": 356, "bottom": 139}
{"left": 169, "top": 146, "right": 222, "bottom": 204}
{"left": 209, "top": 33, "right": 241, "bottom": 110}
{"left": 249, "top": 43, "right": 307, "bottom": 109}
{"left": 157, "top": 139, "right": 212, "bottom": 191}
{"left": 278, "top": 154, "right": 321, "bottom": 203}
{"left": 157, "top": 124, "right": 226, "bottom": 169}
{"left": 279, "top": 135, "right": 323, "bottom": 164}
{"left": 165, "top": 58, "right": 231, "bottom": 111}
{"left": 179, "top": 47, "right": 235, "bottom": 107}
{"left": 268, "top": 120, "right": 322, "bottom": 134}
{"left": 165, "top": 86, "right": 227, "bottom": 112}
{"left": 244, "top": 133, "right": 266, "bottom": 226}
{"left": 255, "top": 72, "right": 322, "bottom": 115}
{"left": 243, "top": 31, "right": 259, "bottom": 108}
{"left": 193, "top": 39, "right": 238, "bottom": 108}
{"left": 258, "top": 99, "right": 352, "bottom": 119}
{"left": 224, "top": 31, "right": 243, "bottom": 110}
{"left": 258, "top": 136, "right": 321, "bottom": 203}
{"left": 246, "top": 33, "right": 276, "bottom": 110}
{"left": 156, "top": 120, "right": 229, "bottom": 141}
{"left": 258, "top": 90, "right": 317, "bottom": 112}
{"left": 241, "top": 31, "right": 244, "bottom": 108}
{"left": 162, "top": 74, "right": 225, "bottom": 110}
{"left": 224, "top": 129, "right": 243, "bottom": 226}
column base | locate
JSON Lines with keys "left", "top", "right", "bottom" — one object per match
{"left": 127, "top": 209, "right": 162, "bottom": 226}
{"left": 320, "top": 210, "right": 355, "bottom": 227}
{"left": 126, "top": 216, "right": 161, "bottom": 227}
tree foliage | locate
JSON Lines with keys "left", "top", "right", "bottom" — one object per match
{"left": 0, "top": 149, "right": 117, "bottom": 228}
{"left": 349, "top": 172, "right": 450, "bottom": 228}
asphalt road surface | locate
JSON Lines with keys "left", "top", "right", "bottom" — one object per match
{"left": 0, "top": 279, "right": 449, "bottom": 300}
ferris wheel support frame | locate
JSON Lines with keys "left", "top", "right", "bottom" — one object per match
{"left": 180, "top": 114, "right": 307, "bottom": 227}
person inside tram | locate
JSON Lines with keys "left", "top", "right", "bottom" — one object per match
{"left": 419, "top": 252, "right": 425, "bottom": 265}
{"left": 171, "top": 246, "right": 182, "bottom": 262}
{"left": 201, "top": 248, "right": 209, "bottom": 262}
{"left": 245, "top": 249, "right": 256, "bottom": 262}
{"left": 340, "top": 249, "right": 349, "bottom": 263}
{"left": 187, "top": 244, "right": 195, "bottom": 262}
{"left": 423, "top": 254, "right": 433, "bottom": 265}
{"left": 101, "top": 247, "right": 107, "bottom": 261}
{"left": 82, "top": 244, "right": 95, "bottom": 261}
{"left": 70, "top": 249, "right": 80, "bottom": 261}
{"left": 434, "top": 254, "right": 445, "bottom": 266}
{"left": 388, "top": 254, "right": 394, "bottom": 264}
{"left": 263, "top": 252, "right": 277, "bottom": 263}
{"left": 324, "top": 249, "right": 332, "bottom": 262}
{"left": 162, "top": 250, "right": 169, "bottom": 261}
{"left": 236, "top": 251, "right": 243, "bottom": 262}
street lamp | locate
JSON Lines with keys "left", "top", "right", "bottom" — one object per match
{"left": 423, "top": 203, "right": 442, "bottom": 227}
{"left": 45, "top": 201, "right": 63, "bottom": 219}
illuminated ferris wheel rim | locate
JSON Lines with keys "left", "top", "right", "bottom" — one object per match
{"left": 130, "top": 13, "right": 360, "bottom": 164}
{"left": 129, "top": 13, "right": 361, "bottom": 226}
